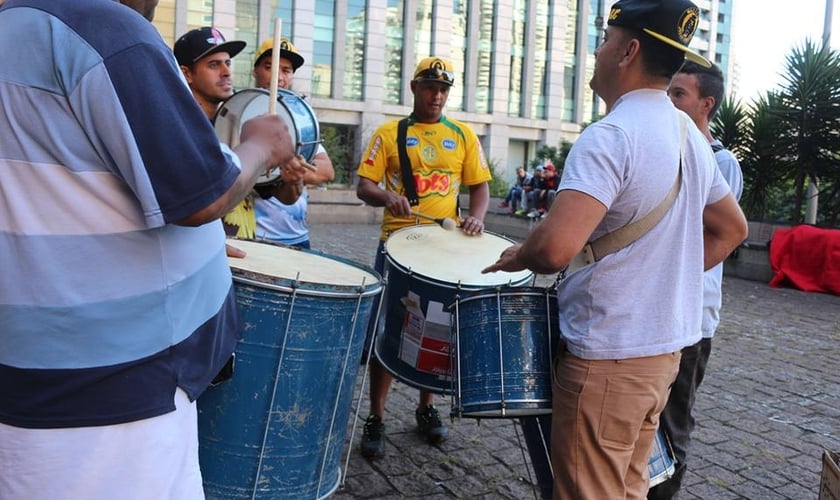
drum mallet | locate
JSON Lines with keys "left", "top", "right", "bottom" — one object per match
{"left": 411, "top": 210, "right": 457, "bottom": 231}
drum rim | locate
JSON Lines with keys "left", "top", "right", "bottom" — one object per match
{"left": 228, "top": 240, "right": 382, "bottom": 297}
{"left": 383, "top": 226, "right": 533, "bottom": 289}
{"left": 214, "top": 87, "right": 320, "bottom": 164}
{"left": 449, "top": 286, "right": 557, "bottom": 307}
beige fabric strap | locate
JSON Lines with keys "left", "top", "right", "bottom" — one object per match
{"left": 566, "top": 116, "right": 688, "bottom": 274}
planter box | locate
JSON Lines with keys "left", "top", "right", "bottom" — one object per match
{"left": 821, "top": 450, "right": 840, "bottom": 500}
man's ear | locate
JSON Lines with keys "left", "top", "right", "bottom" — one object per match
{"left": 624, "top": 38, "right": 640, "bottom": 61}
{"left": 179, "top": 65, "right": 192, "bottom": 84}
{"left": 704, "top": 96, "right": 716, "bottom": 116}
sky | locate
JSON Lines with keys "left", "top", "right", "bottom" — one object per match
{"left": 731, "top": 0, "right": 840, "bottom": 101}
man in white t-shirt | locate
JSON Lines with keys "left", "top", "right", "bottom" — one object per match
{"left": 483, "top": 0, "right": 748, "bottom": 497}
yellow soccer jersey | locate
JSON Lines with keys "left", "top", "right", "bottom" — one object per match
{"left": 358, "top": 115, "right": 491, "bottom": 240}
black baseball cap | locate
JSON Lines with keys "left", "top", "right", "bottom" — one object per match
{"left": 174, "top": 27, "right": 246, "bottom": 66}
{"left": 607, "top": 0, "right": 711, "bottom": 68}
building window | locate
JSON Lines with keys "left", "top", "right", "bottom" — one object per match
{"left": 531, "top": 0, "right": 550, "bottom": 119}
{"left": 311, "top": 0, "right": 336, "bottom": 97}
{"left": 449, "top": 0, "right": 468, "bottom": 111}
{"left": 320, "top": 124, "right": 358, "bottom": 184}
{"left": 155, "top": 0, "right": 177, "bottom": 45}
{"left": 233, "top": 0, "right": 259, "bottom": 91}
{"left": 186, "top": 0, "right": 213, "bottom": 27}
{"left": 562, "top": 0, "right": 578, "bottom": 122}
{"left": 475, "top": 0, "right": 495, "bottom": 114}
{"left": 253, "top": 1, "right": 293, "bottom": 90}
{"left": 508, "top": 0, "right": 526, "bottom": 117}
{"left": 384, "top": 0, "right": 405, "bottom": 104}
{"left": 344, "top": 0, "right": 367, "bottom": 100}
{"left": 416, "top": 0, "right": 434, "bottom": 60}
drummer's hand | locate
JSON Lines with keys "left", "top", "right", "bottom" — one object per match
{"left": 460, "top": 215, "right": 484, "bottom": 236}
{"left": 226, "top": 243, "right": 246, "bottom": 259}
{"left": 482, "top": 244, "right": 525, "bottom": 273}
{"left": 384, "top": 194, "right": 412, "bottom": 219}
{"left": 280, "top": 156, "right": 307, "bottom": 185}
{"left": 240, "top": 114, "right": 296, "bottom": 169}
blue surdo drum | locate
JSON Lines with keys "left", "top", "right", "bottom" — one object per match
{"left": 450, "top": 286, "right": 559, "bottom": 418}
{"left": 214, "top": 87, "right": 320, "bottom": 186}
{"left": 375, "top": 225, "right": 533, "bottom": 395}
{"left": 197, "top": 240, "right": 381, "bottom": 499}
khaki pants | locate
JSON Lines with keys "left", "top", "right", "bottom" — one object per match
{"left": 551, "top": 350, "right": 680, "bottom": 500}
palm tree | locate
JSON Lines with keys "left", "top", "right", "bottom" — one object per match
{"left": 775, "top": 39, "right": 840, "bottom": 223}
{"left": 736, "top": 91, "right": 795, "bottom": 221}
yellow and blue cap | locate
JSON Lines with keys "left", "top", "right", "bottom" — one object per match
{"left": 413, "top": 56, "right": 455, "bottom": 87}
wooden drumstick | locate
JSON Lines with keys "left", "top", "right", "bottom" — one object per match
{"left": 410, "top": 210, "right": 457, "bottom": 231}
{"left": 268, "top": 18, "right": 282, "bottom": 116}
{"left": 266, "top": 21, "right": 317, "bottom": 175}
{"left": 297, "top": 155, "right": 319, "bottom": 173}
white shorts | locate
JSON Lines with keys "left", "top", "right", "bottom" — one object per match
{"left": 0, "top": 388, "right": 204, "bottom": 500}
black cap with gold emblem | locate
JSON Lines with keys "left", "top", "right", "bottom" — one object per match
{"left": 607, "top": 0, "right": 711, "bottom": 68}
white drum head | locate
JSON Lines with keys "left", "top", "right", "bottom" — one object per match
{"left": 227, "top": 239, "right": 379, "bottom": 289}
{"left": 384, "top": 225, "right": 532, "bottom": 288}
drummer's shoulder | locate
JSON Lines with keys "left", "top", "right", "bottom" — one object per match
{"left": 439, "top": 116, "right": 479, "bottom": 139}
{"left": 371, "top": 120, "right": 401, "bottom": 136}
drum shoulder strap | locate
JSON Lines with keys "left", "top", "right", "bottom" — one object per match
{"left": 586, "top": 115, "right": 688, "bottom": 261}
{"left": 397, "top": 117, "right": 420, "bottom": 206}
{"left": 566, "top": 116, "right": 688, "bottom": 277}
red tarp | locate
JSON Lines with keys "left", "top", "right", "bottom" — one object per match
{"left": 769, "top": 225, "right": 840, "bottom": 295}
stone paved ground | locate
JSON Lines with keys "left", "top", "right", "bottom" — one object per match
{"left": 308, "top": 222, "right": 840, "bottom": 500}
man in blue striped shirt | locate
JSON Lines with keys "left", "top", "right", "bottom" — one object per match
{"left": 0, "top": 0, "right": 299, "bottom": 497}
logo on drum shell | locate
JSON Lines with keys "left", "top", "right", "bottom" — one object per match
{"left": 406, "top": 137, "right": 419, "bottom": 147}
{"left": 442, "top": 139, "right": 456, "bottom": 150}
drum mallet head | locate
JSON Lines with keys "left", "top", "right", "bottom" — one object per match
{"left": 411, "top": 210, "right": 457, "bottom": 231}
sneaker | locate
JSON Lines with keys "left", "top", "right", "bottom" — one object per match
{"left": 415, "top": 404, "right": 448, "bottom": 444}
{"left": 360, "top": 414, "right": 386, "bottom": 458}
{"left": 527, "top": 209, "right": 540, "bottom": 218}
{"left": 497, "top": 201, "right": 509, "bottom": 208}
{"left": 514, "top": 208, "right": 527, "bottom": 216}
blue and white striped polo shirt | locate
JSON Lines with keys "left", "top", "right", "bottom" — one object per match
{"left": 0, "top": 0, "right": 243, "bottom": 428}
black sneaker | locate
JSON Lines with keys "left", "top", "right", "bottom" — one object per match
{"left": 415, "top": 404, "right": 448, "bottom": 444}
{"left": 360, "top": 414, "right": 386, "bottom": 458}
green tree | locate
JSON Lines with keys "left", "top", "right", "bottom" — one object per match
{"left": 775, "top": 39, "right": 840, "bottom": 224}
{"left": 530, "top": 141, "right": 573, "bottom": 175}
{"left": 320, "top": 125, "right": 356, "bottom": 186}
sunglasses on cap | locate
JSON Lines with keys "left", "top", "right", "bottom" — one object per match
{"left": 415, "top": 68, "right": 455, "bottom": 85}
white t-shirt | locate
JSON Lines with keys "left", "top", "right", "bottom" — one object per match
{"left": 0, "top": 389, "right": 203, "bottom": 500}
{"left": 254, "top": 144, "right": 327, "bottom": 247}
{"left": 702, "top": 141, "right": 744, "bottom": 338}
{"left": 556, "top": 89, "right": 731, "bottom": 360}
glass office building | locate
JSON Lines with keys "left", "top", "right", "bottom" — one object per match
{"left": 153, "top": 0, "right": 733, "bottom": 182}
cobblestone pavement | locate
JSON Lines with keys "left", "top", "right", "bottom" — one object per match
{"left": 308, "top": 222, "right": 840, "bottom": 500}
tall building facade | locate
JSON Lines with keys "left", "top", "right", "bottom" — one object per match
{"left": 152, "top": 0, "right": 732, "bottom": 182}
